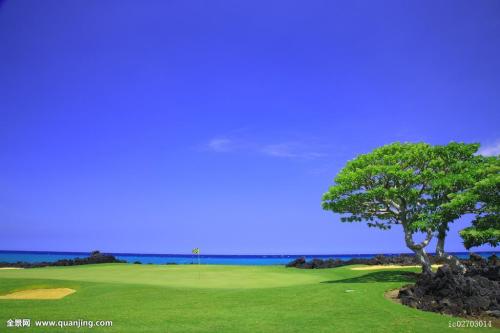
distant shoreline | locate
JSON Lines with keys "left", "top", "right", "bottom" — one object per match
{"left": 1, "top": 249, "right": 498, "bottom": 266}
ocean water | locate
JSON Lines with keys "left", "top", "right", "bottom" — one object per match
{"left": 0, "top": 250, "right": 498, "bottom": 266}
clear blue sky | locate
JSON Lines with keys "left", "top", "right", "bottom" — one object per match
{"left": 1, "top": 1, "right": 499, "bottom": 254}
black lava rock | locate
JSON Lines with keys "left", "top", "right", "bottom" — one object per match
{"left": 0, "top": 250, "right": 126, "bottom": 269}
{"left": 398, "top": 254, "right": 500, "bottom": 318}
{"left": 286, "top": 254, "right": 446, "bottom": 269}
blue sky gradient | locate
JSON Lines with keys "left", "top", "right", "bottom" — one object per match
{"left": 1, "top": 1, "right": 499, "bottom": 254}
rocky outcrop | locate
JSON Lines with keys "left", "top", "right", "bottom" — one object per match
{"left": 398, "top": 255, "right": 500, "bottom": 318}
{"left": 462, "top": 253, "right": 499, "bottom": 282}
{"left": 286, "top": 254, "right": 446, "bottom": 269}
{"left": 0, "top": 250, "right": 125, "bottom": 268}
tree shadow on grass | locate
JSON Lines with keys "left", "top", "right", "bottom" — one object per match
{"left": 321, "top": 271, "right": 418, "bottom": 284}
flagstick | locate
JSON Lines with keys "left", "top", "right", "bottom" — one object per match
{"left": 197, "top": 253, "right": 200, "bottom": 279}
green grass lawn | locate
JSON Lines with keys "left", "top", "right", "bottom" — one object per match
{"left": 0, "top": 264, "right": 497, "bottom": 332}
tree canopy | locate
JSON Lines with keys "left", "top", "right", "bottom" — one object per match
{"left": 422, "top": 142, "right": 483, "bottom": 267}
{"left": 321, "top": 141, "right": 498, "bottom": 273}
{"left": 457, "top": 156, "right": 500, "bottom": 249}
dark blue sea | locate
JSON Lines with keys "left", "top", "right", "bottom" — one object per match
{"left": 0, "top": 250, "right": 498, "bottom": 265}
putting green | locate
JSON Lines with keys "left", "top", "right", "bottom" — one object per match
{"left": 0, "top": 264, "right": 326, "bottom": 289}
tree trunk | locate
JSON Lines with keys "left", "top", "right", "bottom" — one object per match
{"left": 414, "top": 247, "right": 433, "bottom": 275}
{"left": 435, "top": 223, "right": 467, "bottom": 273}
{"left": 404, "top": 227, "right": 433, "bottom": 275}
{"left": 436, "top": 225, "right": 446, "bottom": 257}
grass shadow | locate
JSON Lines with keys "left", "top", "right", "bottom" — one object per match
{"left": 322, "top": 271, "right": 417, "bottom": 284}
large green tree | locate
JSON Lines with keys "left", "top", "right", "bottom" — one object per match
{"left": 456, "top": 156, "right": 500, "bottom": 249}
{"left": 322, "top": 143, "right": 437, "bottom": 274}
{"left": 321, "top": 142, "right": 489, "bottom": 274}
{"left": 424, "top": 143, "right": 483, "bottom": 271}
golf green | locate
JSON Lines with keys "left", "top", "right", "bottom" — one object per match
{"left": 0, "top": 264, "right": 497, "bottom": 332}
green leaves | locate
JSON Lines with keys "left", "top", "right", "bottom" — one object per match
{"left": 321, "top": 142, "right": 497, "bottom": 242}
{"left": 460, "top": 225, "right": 500, "bottom": 249}
{"left": 322, "top": 142, "right": 436, "bottom": 230}
{"left": 456, "top": 156, "right": 500, "bottom": 248}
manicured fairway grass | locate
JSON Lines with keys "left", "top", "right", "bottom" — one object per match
{"left": 0, "top": 264, "right": 497, "bottom": 332}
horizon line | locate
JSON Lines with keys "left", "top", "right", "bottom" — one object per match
{"left": 1, "top": 249, "right": 498, "bottom": 258}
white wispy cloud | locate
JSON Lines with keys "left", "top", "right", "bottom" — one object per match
{"left": 206, "top": 138, "right": 233, "bottom": 152}
{"left": 203, "top": 136, "right": 328, "bottom": 159}
{"left": 260, "top": 143, "right": 326, "bottom": 159}
{"left": 478, "top": 141, "right": 500, "bottom": 156}
{"left": 261, "top": 144, "right": 297, "bottom": 158}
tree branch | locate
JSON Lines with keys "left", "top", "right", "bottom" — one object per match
{"left": 404, "top": 228, "right": 433, "bottom": 251}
